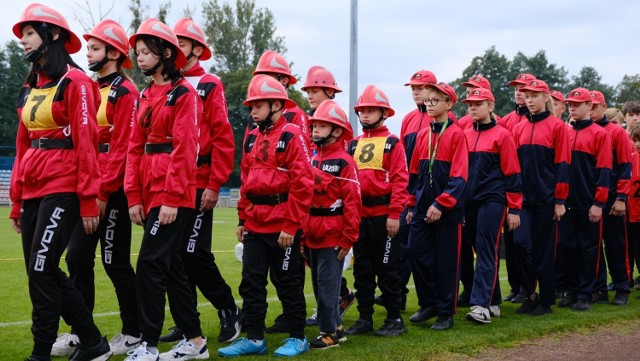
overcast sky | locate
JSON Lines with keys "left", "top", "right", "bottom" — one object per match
{"left": 2, "top": 0, "right": 639, "bottom": 135}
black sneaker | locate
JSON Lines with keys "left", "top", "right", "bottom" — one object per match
{"left": 510, "top": 293, "right": 527, "bottom": 303}
{"left": 218, "top": 307, "right": 242, "bottom": 342}
{"left": 374, "top": 295, "right": 384, "bottom": 306}
{"left": 265, "top": 314, "right": 289, "bottom": 334}
{"left": 409, "top": 306, "right": 439, "bottom": 323}
{"left": 336, "top": 325, "right": 347, "bottom": 343}
{"left": 515, "top": 297, "right": 537, "bottom": 314}
{"left": 558, "top": 293, "right": 577, "bottom": 308}
{"left": 25, "top": 357, "right": 51, "bottom": 361}
{"left": 69, "top": 336, "right": 112, "bottom": 361}
{"left": 373, "top": 294, "right": 406, "bottom": 311}
{"left": 503, "top": 290, "right": 518, "bottom": 302}
{"left": 607, "top": 282, "right": 615, "bottom": 292}
{"left": 374, "top": 318, "right": 407, "bottom": 337}
{"left": 431, "top": 316, "right": 453, "bottom": 330}
{"left": 457, "top": 290, "right": 471, "bottom": 307}
{"left": 611, "top": 291, "right": 629, "bottom": 306}
{"left": 592, "top": 291, "right": 609, "bottom": 304}
{"left": 309, "top": 332, "right": 339, "bottom": 349}
{"left": 159, "top": 326, "right": 184, "bottom": 343}
{"left": 572, "top": 299, "right": 591, "bottom": 311}
{"left": 339, "top": 291, "right": 356, "bottom": 317}
{"left": 529, "top": 304, "right": 553, "bottom": 316}
{"left": 344, "top": 319, "right": 373, "bottom": 335}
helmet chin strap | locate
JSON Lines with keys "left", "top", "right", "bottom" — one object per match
{"left": 26, "top": 43, "right": 46, "bottom": 63}
{"left": 26, "top": 22, "right": 52, "bottom": 63}
{"left": 312, "top": 126, "right": 338, "bottom": 147}
{"left": 142, "top": 60, "right": 163, "bottom": 76}
{"left": 358, "top": 108, "right": 386, "bottom": 129}
{"left": 257, "top": 100, "right": 282, "bottom": 132}
{"left": 88, "top": 56, "right": 112, "bottom": 72}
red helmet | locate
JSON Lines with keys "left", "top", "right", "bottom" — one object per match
{"left": 309, "top": 100, "right": 353, "bottom": 140}
{"left": 129, "top": 18, "right": 186, "bottom": 68}
{"left": 173, "top": 17, "right": 212, "bottom": 61}
{"left": 301, "top": 66, "right": 342, "bottom": 93}
{"left": 355, "top": 85, "right": 395, "bottom": 117}
{"left": 84, "top": 19, "right": 132, "bottom": 68}
{"left": 243, "top": 74, "right": 297, "bottom": 109}
{"left": 13, "top": 3, "right": 82, "bottom": 54}
{"left": 253, "top": 50, "right": 297, "bottom": 85}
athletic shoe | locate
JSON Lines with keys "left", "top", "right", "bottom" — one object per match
{"left": 159, "top": 326, "right": 184, "bottom": 343}
{"left": 431, "top": 316, "right": 454, "bottom": 330}
{"left": 558, "top": 293, "right": 577, "bottom": 308}
{"left": 592, "top": 290, "right": 609, "bottom": 304}
{"left": 217, "top": 338, "right": 267, "bottom": 357}
{"left": 515, "top": 298, "right": 537, "bottom": 314}
{"left": 218, "top": 307, "right": 242, "bottom": 343}
{"left": 306, "top": 310, "right": 318, "bottom": 326}
{"left": 124, "top": 342, "right": 160, "bottom": 361}
{"left": 373, "top": 294, "right": 406, "bottom": 311}
{"left": 109, "top": 333, "right": 142, "bottom": 355}
{"left": 339, "top": 291, "right": 356, "bottom": 317}
{"left": 25, "top": 357, "right": 51, "bottom": 361}
{"left": 265, "top": 314, "right": 289, "bottom": 334}
{"left": 503, "top": 290, "right": 518, "bottom": 302}
{"left": 159, "top": 337, "right": 209, "bottom": 360}
{"left": 273, "top": 337, "right": 309, "bottom": 357}
{"left": 409, "top": 306, "right": 439, "bottom": 323}
{"left": 336, "top": 325, "right": 347, "bottom": 343}
{"left": 374, "top": 318, "right": 407, "bottom": 337}
{"left": 611, "top": 291, "right": 629, "bottom": 306}
{"left": 510, "top": 293, "right": 527, "bottom": 303}
{"left": 374, "top": 295, "right": 384, "bottom": 306}
{"left": 69, "top": 336, "right": 112, "bottom": 361}
{"left": 344, "top": 319, "right": 373, "bottom": 335}
{"left": 572, "top": 299, "right": 592, "bottom": 312}
{"left": 489, "top": 305, "right": 501, "bottom": 317}
{"left": 457, "top": 290, "right": 471, "bottom": 307}
{"left": 466, "top": 305, "right": 491, "bottom": 324}
{"left": 51, "top": 333, "right": 79, "bottom": 356}
{"left": 607, "top": 282, "right": 615, "bottom": 292}
{"left": 529, "top": 304, "right": 553, "bottom": 316}
{"left": 309, "top": 333, "right": 339, "bottom": 349}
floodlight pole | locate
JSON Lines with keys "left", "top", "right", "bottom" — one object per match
{"left": 349, "top": 0, "right": 358, "bottom": 136}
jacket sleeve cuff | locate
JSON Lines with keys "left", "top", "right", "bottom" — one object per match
{"left": 79, "top": 197, "right": 99, "bottom": 217}
{"left": 616, "top": 194, "right": 628, "bottom": 202}
{"left": 554, "top": 198, "right": 566, "bottom": 206}
{"left": 10, "top": 202, "right": 21, "bottom": 219}
{"left": 238, "top": 219, "right": 245, "bottom": 227}
{"left": 98, "top": 189, "right": 111, "bottom": 202}
{"left": 593, "top": 201, "right": 605, "bottom": 208}
{"left": 432, "top": 201, "right": 445, "bottom": 213}
{"left": 163, "top": 192, "right": 182, "bottom": 208}
{"left": 282, "top": 222, "right": 299, "bottom": 236}
{"left": 207, "top": 182, "right": 222, "bottom": 193}
{"left": 508, "top": 208, "right": 520, "bottom": 216}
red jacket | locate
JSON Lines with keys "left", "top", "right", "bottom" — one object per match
{"left": 500, "top": 105, "right": 530, "bottom": 133}
{"left": 400, "top": 106, "right": 433, "bottom": 166}
{"left": 596, "top": 117, "right": 632, "bottom": 201}
{"left": 629, "top": 151, "right": 640, "bottom": 222}
{"left": 347, "top": 126, "right": 408, "bottom": 220}
{"left": 305, "top": 141, "right": 361, "bottom": 250}
{"left": 124, "top": 78, "right": 200, "bottom": 215}
{"left": 96, "top": 73, "right": 138, "bottom": 201}
{"left": 183, "top": 64, "right": 234, "bottom": 191}
{"left": 458, "top": 113, "right": 503, "bottom": 132}
{"left": 10, "top": 66, "right": 101, "bottom": 218}
{"left": 238, "top": 117, "right": 314, "bottom": 235}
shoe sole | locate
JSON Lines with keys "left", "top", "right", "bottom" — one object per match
{"left": 465, "top": 314, "right": 490, "bottom": 324}
{"left": 219, "top": 322, "right": 242, "bottom": 343}
{"left": 89, "top": 351, "right": 113, "bottom": 361}
{"left": 310, "top": 344, "right": 340, "bottom": 350}
{"left": 374, "top": 329, "right": 408, "bottom": 337}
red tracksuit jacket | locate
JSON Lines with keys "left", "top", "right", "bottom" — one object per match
{"left": 500, "top": 105, "right": 530, "bottom": 133}
{"left": 348, "top": 126, "right": 409, "bottom": 220}
{"left": 596, "top": 117, "right": 632, "bottom": 201}
{"left": 305, "top": 141, "right": 362, "bottom": 250}
{"left": 458, "top": 113, "right": 503, "bottom": 132}
{"left": 629, "top": 151, "right": 640, "bottom": 222}
{"left": 400, "top": 105, "right": 433, "bottom": 167}
{"left": 11, "top": 66, "right": 101, "bottom": 218}
{"left": 96, "top": 73, "right": 138, "bottom": 201}
{"left": 183, "top": 64, "right": 235, "bottom": 191}
{"left": 124, "top": 78, "right": 200, "bottom": 215}
{"left": 238, "top": 117, "right": 314, "bottom": 235}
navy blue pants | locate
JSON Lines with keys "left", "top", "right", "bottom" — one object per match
{"left": 628, "top": 221, "right": 640, "bottom": 280}
{"left": 309, "top": 247, "right": 344, "bottom": 333}
{"left": 558, "top": 209, "right": 602, "bottom": 301}
{"left": 464, "top": 203, "right": 505, "bottom": 308}
{"left": 513, "top": 205, "right": 556, "bottom": 307}
{"left": 398, "top": 207, "right": 412, "bottom": 298}
{"left": 503, "top": 229, "right": 521, "bottom": 295}
{"left": 595, "top": 198, "right": 630, "bottom": 292}
{"left": 408, "top": 219, "right": 462, "bottom": 317}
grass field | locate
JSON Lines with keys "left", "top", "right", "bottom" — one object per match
{"left": 1, "top": 205, "right": 640, "bottom": 360}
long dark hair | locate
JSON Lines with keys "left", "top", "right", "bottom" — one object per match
{"left": 137, "top": 35, "right": 181, "bottom": 82}
{"left": 24, "top": 22, "right": 83, "bottom": 87}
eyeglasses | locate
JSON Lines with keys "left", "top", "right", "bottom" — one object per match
{"left": 424, "top": 98, "right": 444, "bottom": 106}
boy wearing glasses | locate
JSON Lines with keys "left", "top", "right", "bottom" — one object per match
{"left": 407, "top": 82, "right": 468, "bottom": 330}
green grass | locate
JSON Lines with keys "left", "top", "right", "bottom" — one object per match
{"left": 1, "top": 205, "right": 639, "bottom": 360}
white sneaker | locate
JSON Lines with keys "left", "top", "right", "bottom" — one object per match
{"left": 124, "top": 342, "right": 159, "bottom": 361}
{"left": 51, "top": 333, "right": 79, "bottom": 356}
{"left": 159, "top": 338, "right": 209, "bottom": 360}
{"left": 466, "top": 305, "right": 491, "bottom": 324}
{"left": 489, "top": 305, "right": 501, "bottom": 317}
{"left": 109, "top": 333, "right": 142, "bottom": 355}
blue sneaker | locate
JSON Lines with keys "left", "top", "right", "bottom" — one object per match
{"left": 273, "top": 337, "right": 309, "bottom": 357}
{"left": 217, "top": 337, "right": 267, "bottom": 357}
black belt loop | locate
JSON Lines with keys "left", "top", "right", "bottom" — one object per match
{"left": 247, "top": 193, "right": 289, "bottom": 205}
{"left": 31, "top": 138, "right": 73, "bottom": 149}
{"left": 197, "top": 155, "right": 211, "bottom": 166}
{"left": 98, "top": 143, "right": 110, "bottom": 153}
{"left": 309, "top": 206, "right": 344, "bottom": 216}
{"left": 144, "top": 142, "right": 173, "bottom": 154}
{"left": 362, "top": 194, "right": 391, "bottom": 207}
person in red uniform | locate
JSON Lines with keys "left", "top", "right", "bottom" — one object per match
{"left": 218, "top": 74, "right": 313, "bottom": 357}
{"left": 156, "top": 17, "right": 242, "bottom": 347}
{"left": 457, "top": 75, "right": 502, "bottom": 132}
{"left": 123, "top": 18, "right": 207, "bottom": 361}
{"left": 305, "top": 100, "right": 361, "bottom": 349}
{"left": 9, "top": 4, "right": 112, "bottom": 361}
{"left": 512, "top": 80, "right": 571, "bottom": 315}
{"left": 627, "top": 122, "right": 640, "bottom": 292}
{"left": 344, "top": 85, "right": 409, "bottom": 337}
{"left": 500, "top": 73, "right": 537, "bottom": 304}
{"left": 462, "top": 88, "right": 522, "bottom": 324}
{"left": 57, "top": 19, "right": 141, "bottom": 357}
{"left": 590, "top": 90, "right": 632, "bottom": 306}
{"left": 550, "top": 90, "right": 567, "bottom": 120}
{"left": 406, "top": 82, "right": 468, "bottom": 330}
{"left": 557, "top": 87, "right": 612, "bottom": 312}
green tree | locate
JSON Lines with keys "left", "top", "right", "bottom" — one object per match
{"left": 0, "top": 41, "right": 30, "bottom": 152}
{"left": 201, "top": 0, "right": 302, "bottom": 187}
{"left": 568, "top": 66, "right": 615, "bottom": 103}
{"left": 615, "top": 74, "right": 640, "bottom": 106}
{"left": 508, "top": 50, "right": 569, "bottom": 92}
